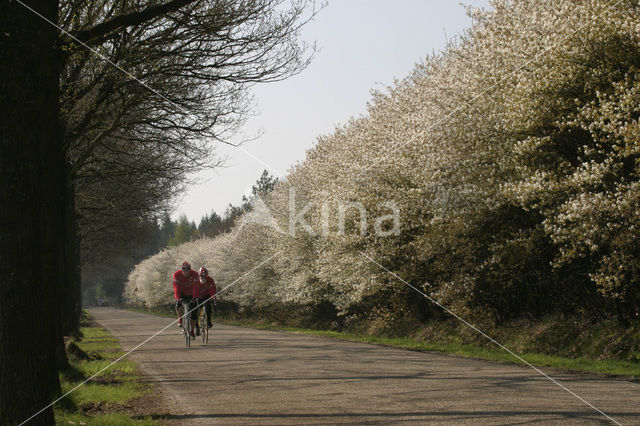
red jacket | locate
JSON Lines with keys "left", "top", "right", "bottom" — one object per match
{"left": 193, "top": 275, "right": 216, "bottom": 299}
{"left": 173, "top": 269, "right": 198, "bottom": 299}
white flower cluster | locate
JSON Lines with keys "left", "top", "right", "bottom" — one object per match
{"left": 125, "top": 0, "right": 640, "bottom": 316}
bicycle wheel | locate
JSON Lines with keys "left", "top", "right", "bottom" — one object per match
{"left": 199, "top": 310, "right": 204, "bottom": 343}
{"left": 179, "top": 308, "right": 186, "bottom": 335}
{"left": 201, "top": 310, "right": 208, "bottom": 344}
{"left": 184, "top": 314, "right": 191, "bottom": 348}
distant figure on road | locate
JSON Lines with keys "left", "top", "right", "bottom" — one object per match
{"left": 173, "top": 261, "right": 198, "bottom": 337}
{"left": 194, "top": 266, "right": 217, "bottom": 332}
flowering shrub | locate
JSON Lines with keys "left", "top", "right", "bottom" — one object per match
{"left": 125, "top": 0, "right": 640, "bottom": 323}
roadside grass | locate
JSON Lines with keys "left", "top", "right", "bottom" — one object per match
{"left": 74, "top": 327, "right": 121, "bottom": 354}
{"left": 72, "top": 358, "right": 138, "bottom": 377}
{"left": 54, "top": 323, "right": 161, "bottom": 425}
{"left": 55, "top": 411, "right": 157, "bottom": 425}
{"left": 217, "top": 319, "right": 640, "bottom": 378}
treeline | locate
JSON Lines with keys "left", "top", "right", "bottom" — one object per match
{"left": 166, "top": 170, "right": 279, "bottom": 246}
{"left": 126, "top": 0, "right": 640, "bottom": 328}
{"left": 84, "top": 170, "right": 278, "bottom": 304}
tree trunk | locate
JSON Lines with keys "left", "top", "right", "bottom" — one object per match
{"left": 58, "top": 163, "right": 82, "bottom": 363}
{"left": 0, "top": 1, "right": 61, "bottom": 424}
{"left": 65, "top": 168, "right": 82, "bottom": 335}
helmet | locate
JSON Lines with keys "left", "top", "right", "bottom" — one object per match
{"left": 181, "top": 261, "right": 191, "bottom": 270}
{"left": 199, "top": 267, "right": 208, "bottom": 277}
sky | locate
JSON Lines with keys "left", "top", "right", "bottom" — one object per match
{"left": 173, "top": 0, "right": 493, "bottom": 222}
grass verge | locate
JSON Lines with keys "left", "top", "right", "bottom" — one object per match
{"left": 55, "top": 321, "right": 162, "bottom": 425}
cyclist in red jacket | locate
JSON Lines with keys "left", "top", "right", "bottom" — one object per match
{"left": 173, "top": 261, "right": 199, "bottom": 337}
{"left": 193, "top": 266, "right": 217, "bottom": 333}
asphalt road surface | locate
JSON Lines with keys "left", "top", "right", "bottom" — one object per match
{"left": 88, "top": 307, "right": 640, "bottom": 425}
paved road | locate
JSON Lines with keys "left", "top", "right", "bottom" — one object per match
{"left": 89, "top": 308, "right": 640, "bottom": 425}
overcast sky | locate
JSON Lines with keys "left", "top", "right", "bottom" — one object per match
{"left": 173, "top": 0, "right": 492, "bottom": 222}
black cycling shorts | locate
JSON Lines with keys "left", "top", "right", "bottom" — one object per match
{"left": 175, "top": 297, "right": 197, "bottom": 320}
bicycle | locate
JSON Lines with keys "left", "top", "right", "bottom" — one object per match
{"left": 194, "top": 297, "right": 213, "bottom": 344}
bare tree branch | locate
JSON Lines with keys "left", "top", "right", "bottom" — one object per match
{"left": 64, "top": 0, "right": 199, "bottom": 47}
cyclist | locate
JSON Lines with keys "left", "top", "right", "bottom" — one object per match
{"left": 193, "top": 266, "right": 217, "bottom": 333}
{"left": 173, "top": 261, "right": 199, "bottom": 337}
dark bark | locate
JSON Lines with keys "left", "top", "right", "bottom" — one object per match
{"left": 62, "top": 164, "right": 82, "bottom": 336}
{"left": 0, "top": 0, "right": 61, "bottom": 424}
{"left": 56, "top": 335, "right": 71, "bottom": 371}
{"left": 52, "top": 164, "right": 79, "bottom": 372}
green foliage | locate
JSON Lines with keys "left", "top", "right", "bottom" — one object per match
{"left": 199, "top": 211, "right": 223, "bottom": 237}
{"left": 167, "top": 215, "right": 197, "bottom": 246}
{"left": 252, "top": 169, "right": 279, "bottom": 195}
